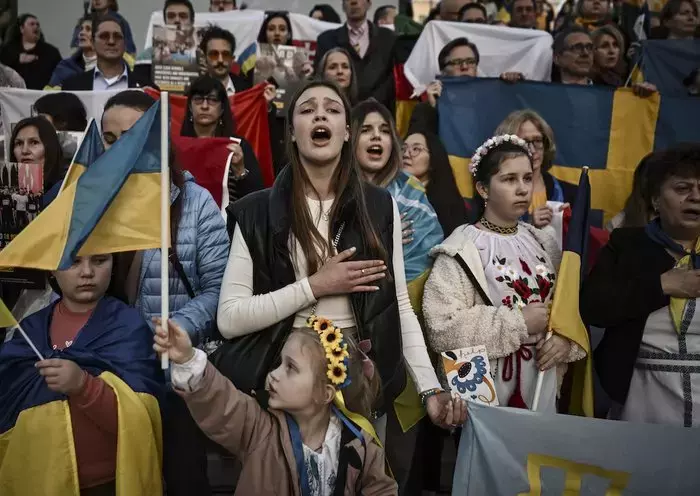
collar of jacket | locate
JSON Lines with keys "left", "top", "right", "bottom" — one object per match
{"left": 268, "top": 164, "right": 360, "bottom": 243}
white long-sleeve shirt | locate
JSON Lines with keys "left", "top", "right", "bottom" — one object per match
{"left": 217, "top": 197, "right": 441, "bottom": 394}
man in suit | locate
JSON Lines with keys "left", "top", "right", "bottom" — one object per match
{"left": 199, "top": 25, "right": 251, "bottom": 96}
{"left": 315, "top": 0, "right": 397, "bottom": 111}
{"left": 61, "top": 14, "right": 151, "bottom": 91}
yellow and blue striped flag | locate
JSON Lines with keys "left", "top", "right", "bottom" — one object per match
{"left": 0, "top": 298, "right": 17, "bottom": 329}
{"left": 437, "top": 78, "right": 700, "bottom": 225}
{"left": 548, "top": 168, "right": 594, "bottom": 417}
{"left": 0, "top": 101, "right": 164, "bottom": 271}
{"left": 60, "top": 119, "right": 105, "bottom": 191}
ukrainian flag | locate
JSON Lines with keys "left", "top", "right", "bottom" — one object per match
{"left": 0, "top": 102, "right": 165, "bottom": 271}
{"left": 437, "top": 78, "right": 700, "bottom": 225}
{"left": 548, "top": 168, "right": 594, "bottom": 417}
{"left": 60, "top": 119, "right": 105, "bottom": 191}
{"left": 0, "top": 297, "right": 164, "bottom": 495}
{"left": 238, "top": 42, "right": 257, "bottom": 76}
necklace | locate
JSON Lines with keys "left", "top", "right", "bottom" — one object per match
{"left": 479, "top": 217, "right": 518, "bottom": 235}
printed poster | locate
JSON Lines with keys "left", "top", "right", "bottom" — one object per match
{"left": 254, "top": 43, "right": 312, "bottom": 117}
{"left": 152, "top": 24, "right": 200, "bottom": 94}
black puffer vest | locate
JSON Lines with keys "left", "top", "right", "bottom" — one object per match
{"left": 227, "top": 166, "right": 406, "bottom": 414}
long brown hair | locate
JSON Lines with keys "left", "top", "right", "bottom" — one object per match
{"left": 351, "top": 99, "right": 402, "bottom": 188}
{"left": 285, "top": 80, "right": 387, "bottom": 274}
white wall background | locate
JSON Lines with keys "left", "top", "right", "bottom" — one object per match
{"left": 18, "top": 0, "right": 397, "bottom": 57}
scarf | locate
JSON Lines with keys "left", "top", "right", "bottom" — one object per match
{"left": 645, "top": 218, "right": 700, "bottom": 333}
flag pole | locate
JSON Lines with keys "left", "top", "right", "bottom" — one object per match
{"left": 531, "top": 331, "right": 552, "bottom": 412}
{"left": 160, "top": 91, "right": 170, "bottom": 370}
{"left": 16, "top": 324, "right": 45, "bottom": 361}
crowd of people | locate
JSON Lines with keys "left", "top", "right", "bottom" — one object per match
{"left": 0, "top": 0, "right": 699, "bottom": 495}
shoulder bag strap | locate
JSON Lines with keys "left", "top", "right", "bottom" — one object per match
{"left": 168, "top": 248, "right": 196, "bottom": 299}
{"left": 454, "top": 253, "right": 493, "bottom": 307}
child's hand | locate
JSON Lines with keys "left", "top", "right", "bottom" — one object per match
{"left": 153, "top": 318, "right": 194, "bottom": 364}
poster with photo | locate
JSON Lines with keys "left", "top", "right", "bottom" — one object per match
{"left": 152, "top": 24, "right": 200, "bottom": 94}
{"left": 57, "top": 131, "right": 85, "bottom": 163}
{"left": 0, "top": 161, "right": 45, "bottom": 288}
{"left": 254, "top": 43, "right": 312, "bottom": 117}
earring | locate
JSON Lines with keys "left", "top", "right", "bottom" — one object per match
{"left": 483, "top": 196, "right": 488, "bottom": 206}
{"left": 188, "top": 115, "right": 193, "bottom": 122}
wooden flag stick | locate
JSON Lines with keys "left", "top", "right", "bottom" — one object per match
{"left": 531, "top": 330, "right": 552, "bottom": 412}
{"left": 160, "top": 91, "right": 170, "bottom": 370}
{"left": 16, "top": 323, "right": 44, "bottom": 361}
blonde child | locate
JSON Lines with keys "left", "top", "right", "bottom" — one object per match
{"left": 153, "top": 316, "right": 423, "bottom": 495}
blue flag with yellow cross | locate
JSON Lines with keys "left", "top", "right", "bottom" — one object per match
{"left": 437, "top": 78, "right": 700, "bottom": 226}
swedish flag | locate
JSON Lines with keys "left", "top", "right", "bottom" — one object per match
{"left": 0, "top": 102, "right": 165, "bottom": 271}
{"left": 548, "top": 168, "right": 594, "bottom": 417}
{"left": 437, "top": 78, "right": 700, "bottom": 225}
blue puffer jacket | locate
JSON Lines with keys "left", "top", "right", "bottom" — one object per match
{"left": 135, "top": 173, "right": 229, "bottom": 346}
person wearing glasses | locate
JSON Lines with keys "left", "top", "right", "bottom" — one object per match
{"left": 412, "top": 38, "right": 523, "bottom": 134}
{"left": 459, "top": 3, "right": 488, "bottom": 23}
{"left": 199, "top": 25, "right": 251, "bottom": 97}
{"left": 61, "top": 15, "right": 151, "bottom": 91}
{"left": 495, "top": 110, "right": 576, "bottom": 228}
{"left": 180, "top": 75, "right": 264, "bottom": 203}
{"left": 209, "top": 0, "right": 237, "bottom": 12}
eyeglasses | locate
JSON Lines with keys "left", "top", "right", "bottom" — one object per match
{"left": 191, "top": 95, "right": 221, "bottom": 106}
{"left": 564, "top": 42, "right": 594, "bottom": 55}
{"left": 207, "top": 49, "right": 233, "bottom": 62}
{"left": 523, "top": 137, "right": 545, "bottom": 151}
{"left": 402, "top": 144, "right": 429, "bottom": 157}
{"left": 96, "top": 31, "right": 124, "bottom": 43}
{"left": 211, "top": 0, "right": 235, "bottom": 7}
{"left": 445, "top": 57, "right": 478, "bottom": 68}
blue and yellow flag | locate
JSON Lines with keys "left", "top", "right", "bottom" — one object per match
{"left": 437, "top": 78, "right": 700, "bottom": 226}
{"left": 60, "top": 119, "right": 105, "bottom": 191}
{"left": 548, "top": 169, "right": 594, "bottom": 417}
{"left": 0, "top": 297, "right": 165, "bottom": 495}
{"left": 0, "top": 102, "right": 165, "bottom": 271}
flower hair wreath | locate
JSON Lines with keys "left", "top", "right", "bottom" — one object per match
{"left": 307, "top": 315, "right": 353, "bottom": 388}
{"left": 469, "top": 134, "right": 531, "bottom": 177}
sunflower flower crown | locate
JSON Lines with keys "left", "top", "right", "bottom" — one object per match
{"left": 306, "top": 315, "right": 352, "bottom": 389}
{"left": 469, "top": 134, "right": 531, "bottom": 177}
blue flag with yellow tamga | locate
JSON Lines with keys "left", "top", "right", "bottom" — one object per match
{"left": 437, "top": 78, "right": 700, "bottom": 226}
{"left": 0, "top": 297, "right": 165, "bottom": 495}
{"left": 548, "top": 169, "right": 594, "bottom": 417}
{"left": 0, "top": 102, "right": 164, "bottom": 271}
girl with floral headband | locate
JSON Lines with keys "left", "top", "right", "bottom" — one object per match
{"left": 422, "top": 135, "right": 586, "bottom": 413}
{"left": 154, "top": 315, "right": 431, "bottom": 495}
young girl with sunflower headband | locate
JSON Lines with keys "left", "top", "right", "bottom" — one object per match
{"left": 153, "top": 316, "right": 410, "bottom": 495}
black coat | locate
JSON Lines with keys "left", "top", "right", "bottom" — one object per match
{"left": 226, "top": 165, "right": 405, "bottom": 413}
{"left": 0, "top": 40, "right": 61, "bottom": 89}
{"left": 60, "top": 65, "right": 153, "bottom": 91}
{"left": 315, "top": 22, "right": 397, "bottom": 112}
{"left": 581, "top": 227, "right": 675, "bottom": 404}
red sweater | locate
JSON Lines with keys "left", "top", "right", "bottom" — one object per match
{"left": 50, "top": 302, "right": 118, "bottom": 489}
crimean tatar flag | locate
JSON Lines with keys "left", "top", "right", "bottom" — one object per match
{"left": 0, "top": 101, "right": 164, "bottom": 271}
{"left": 548, "top": 168, "right": 594, "bottom": 417}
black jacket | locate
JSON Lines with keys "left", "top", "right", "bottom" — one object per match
{"left": 0, "top": 40, "right": 61, "bottom": 89}
{"left": 315, "top": 22, "right": 397, "bottom": 112}
{"left": 581, "top": 227, "right": 675, "bottom": 404}
{"left": 226, "top": 165, "right": 405, "bottom": 413}
{"left": 60, "top": 65, "right": 153, "bottom": 91}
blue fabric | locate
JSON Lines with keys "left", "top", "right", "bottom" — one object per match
{"left": 135, "top": 174, "right": 229, "bottom": 346}
{"left": 639, "top": 40, "right": 700, "bottom": 97}
{"left": 386, "top": 171, "right": 444, "bottom": 281}
{"left": 645, "top": 218, "right": 700, "bottom": 268}
{"left": 550, "top": 176, "right": 565, "bottom": 203}
{"left": 70, "top": 11, "right": 136, "bottom": 55}
{"left": 286, "top": 414, "right": 312, "bottom": 496}
{"left": 48, "top": 51, "right": 83, "bottom": 87}
{"left": 0, "top": 296, "right": 165, "bottom": 432}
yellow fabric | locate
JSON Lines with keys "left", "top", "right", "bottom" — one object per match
{"left": 98, "top": 372, "right": 163, "bottom": 496}
{"left": 0, "top": 180, "right": 78, "bottom": 270}
{"left": 450, "top": 89, "right": 661, "bottom": 225}
{"left": 0, "top": 401, "right": 79, "bottom": 495}
{"left": 496, "top": 7, "right": 511, "bottom": 23}
{"left": 0, "top": 299, "right": 18, "bottom": 328}
{"left": 0, "top": 172, "right": 163, "bottom": 271}
{"left": 60, "top": 163, "right": 88, "bottom": 193}
{"left": 0, "top": 373, "right": 162, "bottom": 495}
{"left": 547, "top": 252, "right": 594, "bottom": 417}
{"left": 78, "top": 173, "right": 164, "bottom": 257}
{"left": 334, "top": 390, "right": 381, "bottom": 447}
{"left": 529, "top": 189, "right": 548, "bottom": 214}
{"left": 669, "top": 241, "right": 700, "bottom": 334}
{"left": 396, "top": 100, "right": 418, "bottom": 139}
